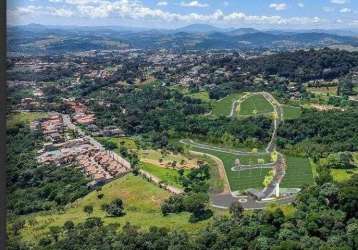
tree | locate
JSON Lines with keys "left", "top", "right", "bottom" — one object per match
{"left": 230, "top": 201, "right": 244, "bottom": 220}
{"left": 104, "top": 199, "right": 125, "bottom": 217}
{"left": 83, "top": 205, "right": 93, "bottom": 217}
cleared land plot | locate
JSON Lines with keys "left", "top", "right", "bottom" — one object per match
{"left": 140, "top": 162, "right": 190, "bottom": 188}
{"left": 280, "top": 156, "right": 314, "bottom": 188}
{"left": 212, "top": 93, "right": 243, "bottom": 117}
{"left": 188, "top": 145, "right": 270, "bottom": 191}
{"left": 187, "top": 91, "right": 210, "bottom": 102}
{"left": 238, "top": 95, "right": 274, "bottom": 116}
{"left": 7, "top": 112, "right": 48, "bottom": 128}
{"left": 238, "top": 154, "right": 272, "bottom": 165}
{"left": 139, "top": 149, "right": 199, "bottom": 169}
{"left": 331, "top": 168, "right": 358, "bottom": 183}
{"left": 19, "top": 174, "right": 208, "bottom": 241}
{"left": 96, "top": 136, "right": 138, "bottom": 150}
{"left": 282, "top": 105, "right": 302, "bottom": 120}
{"left": 306, "top": 86, "right": 337, "bottom": 95}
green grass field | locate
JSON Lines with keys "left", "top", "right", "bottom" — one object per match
{"left": 212, "top": 93, "right": 243, "bottom": 117}
{"left": 95, "top": 137, "right": 138, "bottom": 151}
{"left": 188, "top": 145, "right": 270, "bottom": 191}
{"left": 187, "top": 91, "right": 211, "bottom": 102}
{"left": 331, "top": 168, "right": 358, "bottom": 183}
{"left": 7, "top": 112, "right": 48, "bottom": 128}
{"left": 19, "top": 174, "right": 209, "bottom": 242}
{"left": 282, "top": 105, "right": 302, "bottom": 120}
{"left": 140, "top": 162, "right": 190, "bottom": 188}
{"left": 280, "top": 156, "right": 314, "bottom": 188}
{"left": 238, "top": 95, "right": 274, "bottom": 116}
{"left": 306, "top": 86, "right": 337, "bottom": 96}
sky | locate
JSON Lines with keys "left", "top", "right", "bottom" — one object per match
{"left": 7, "top": 0, "right": 358, "bottom": 29}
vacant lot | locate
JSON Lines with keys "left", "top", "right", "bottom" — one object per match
{"left": 187, "top": 91, "right": 211, "bottom": 102}
{"left": 280, "top": 156, "right": 314, "bottom": 188}
{"left": 331, "top": 168, "right": 358, "bottom": 183}
{"left": 140, "top": 162, "right": 190, "bottom": 188}
{"left": 7, "top": 112, "right": 48, "bottom": 128}
{"left": 212, "top": 93, "right": 243, "bottom": 117}
{"left": 306, "top": 86, "right": 337, "bottom": 95}
{"left": 238, "top": 95, "right": 274, "bottom": 116}
{"left": 20, "top": 174, "right": 208, "bottom": 242}
{"left": 282, "top": 105, "right": 302, "bottom": 120}
{"left": 188, "top": 145, "right": 270, "bottom": 191}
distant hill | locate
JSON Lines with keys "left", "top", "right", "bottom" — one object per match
{"left": 7, "top": 24, "right": 358, "bottom": 55}
{"left": 174, "top": 24, "right": 228, "bottom": 33}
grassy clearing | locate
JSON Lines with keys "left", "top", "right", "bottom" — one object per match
{"left": 280, "top": 156, "right": 314, "bottom": 188}
{"left": 139, "top": 149, "right": 199, "bottom": 169}
{"left": 238, "top": 154, "right": 272, "bottom": 165}
{"left": 96, "top": 136, "right": 138, "bottom": 151}
{"left": 187, "top": 91, "right": 211, "bottom": 102}
{"left": 331, "top": 168, "right": 358, "bottom": 183}
{"left": 140, "top": 162, "right": 190, "bottom": 188}
{"left": 238, "top": 95, "right": 274, "bottom": 116}
{"left": 7, "top": 112, "right": 48, "bottom": 128}
{"left": 19, "top": 174, "right": 209, "bottom": 242}
{"left": 306, "top": 86, "right": 338, "bottom": 95}
{"left": 212, "top": 93, "right": 243, "bottom": 117}
{"left": 188, "top": 145, "right": 269, "bottom": 191}
{"left": 282, "top": 105, "right": 302, "bottom": 120}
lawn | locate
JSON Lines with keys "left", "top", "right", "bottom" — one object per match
{"left": 212, "top": 93, "right": 244, "bottom": 117}
{"left": 280, "top": 156, "right": 314, "bottom": 188}
{"left": 331, "top": 168, "right": 358, "bottom": 183}
{"left": 238, "top": 94, "right": 274, "bottom": 116}
{"left": 187, "top": 91, "right": 211, "bottom": 102}
{"left": 139, "top": 149, "right": 199, "bottom": 169}
{"left": 95, "top": 136, "right": 138, "bottom": 152}
{"left": 7, "top": 112, "right": 48, "bottom": 129}
{"left": 238, "top": 154, "right": 272, "bottom": 165}
{"left": 306, "top": 86, "right": 338, "bottom": 96}
{"left": 282, "top": 105, "right": 302, "bottom": 120}
{"left": 140, "top": 162, "right": 190, "bottom": 188}
{"left": 19, "top": 174, "right": 209, "bottom": 242}
{"left": 188, "top": 145, "right": 270, "bottom": 191}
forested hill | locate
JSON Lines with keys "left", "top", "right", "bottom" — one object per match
{"left": 7, "top": 24, "right": 358, "bottom": 55}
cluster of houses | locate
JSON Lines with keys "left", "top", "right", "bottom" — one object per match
{"left": 36, "top": 115, "right": 131, "bottom": 187}
{"left": 65, "top": 100, "right": 96, "bottom": 125}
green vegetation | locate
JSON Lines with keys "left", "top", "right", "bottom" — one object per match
{"left": 282, "top": 105, "right": 302, "bottom": 120}
{"left": 187, "top": 91, "right": 210, "bottom": 102}
{"left": 7, "top": 124, "right": 90, "bottom": 216}
{"left": 95, "top": 137, "right": 138, "bottom": 151}
{"left": 188, "top": 145, "right": 269, "bottom": 191}
{"left": 140, "top": 162, "right": 189, "bottom": 188}
{"left": 331, "top": 168, "right": 358, "bottom": 182}
{"left": 211, "top": 93, "right": 243, "bottom": 117}
{"left": 7, "top": 112, "right": 48, "bottom": 129}
{"left": 306, "top": 86, "right": 338, "bottom": 95}
{"left": 238, "top": 94, "right": 274, "bottom": 116}
{"left": 280, "top": 156, "right": 314, "bottom": 188}
{"left": 17, "top": 174, "right": 208, "bottom": 242}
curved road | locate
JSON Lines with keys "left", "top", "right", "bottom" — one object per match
{"left": 181, "top": 92, "right": 290, "bottom": 209}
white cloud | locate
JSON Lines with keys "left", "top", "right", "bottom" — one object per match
{"left": 180, "top": 1, "right": 208, "bottom": 8}
{"left": 298, "top": 3, "right": 304, "bottom": 8}
{"left": 340, "top": 8, "right": 351, "bottom": 13}
{"left": 8, "top": 1, "right": 327, "bottom": 27}
{"left": 157, "top": 1, "right": 168, "bottom": 6}
{"left": 331, "top": 0, "right": 349, "bottom": 4}
{"left": 269, "top": 3, "right": 287, "bottom": 11}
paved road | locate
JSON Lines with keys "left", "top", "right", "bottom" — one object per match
{"left": 63, "top": 114, "right": 183, "bottom": 195}
{"left": 181, "top": 92, "right": 292, "bottom": 209}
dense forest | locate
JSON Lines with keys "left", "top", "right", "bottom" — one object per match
{"left": 277, "top": 110, "right": 358, "bottom": 158}
{"left": 7, "top": 124, "right": 89, "bottom": 216}
{"left": 242, "top": 48, "right": 358, "bottom": 82}
{"left": 9, "top": 174, "right": 358, "bottom": 250}
{"left": 90, "top": 85, "right": 272, "bottom": 148}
